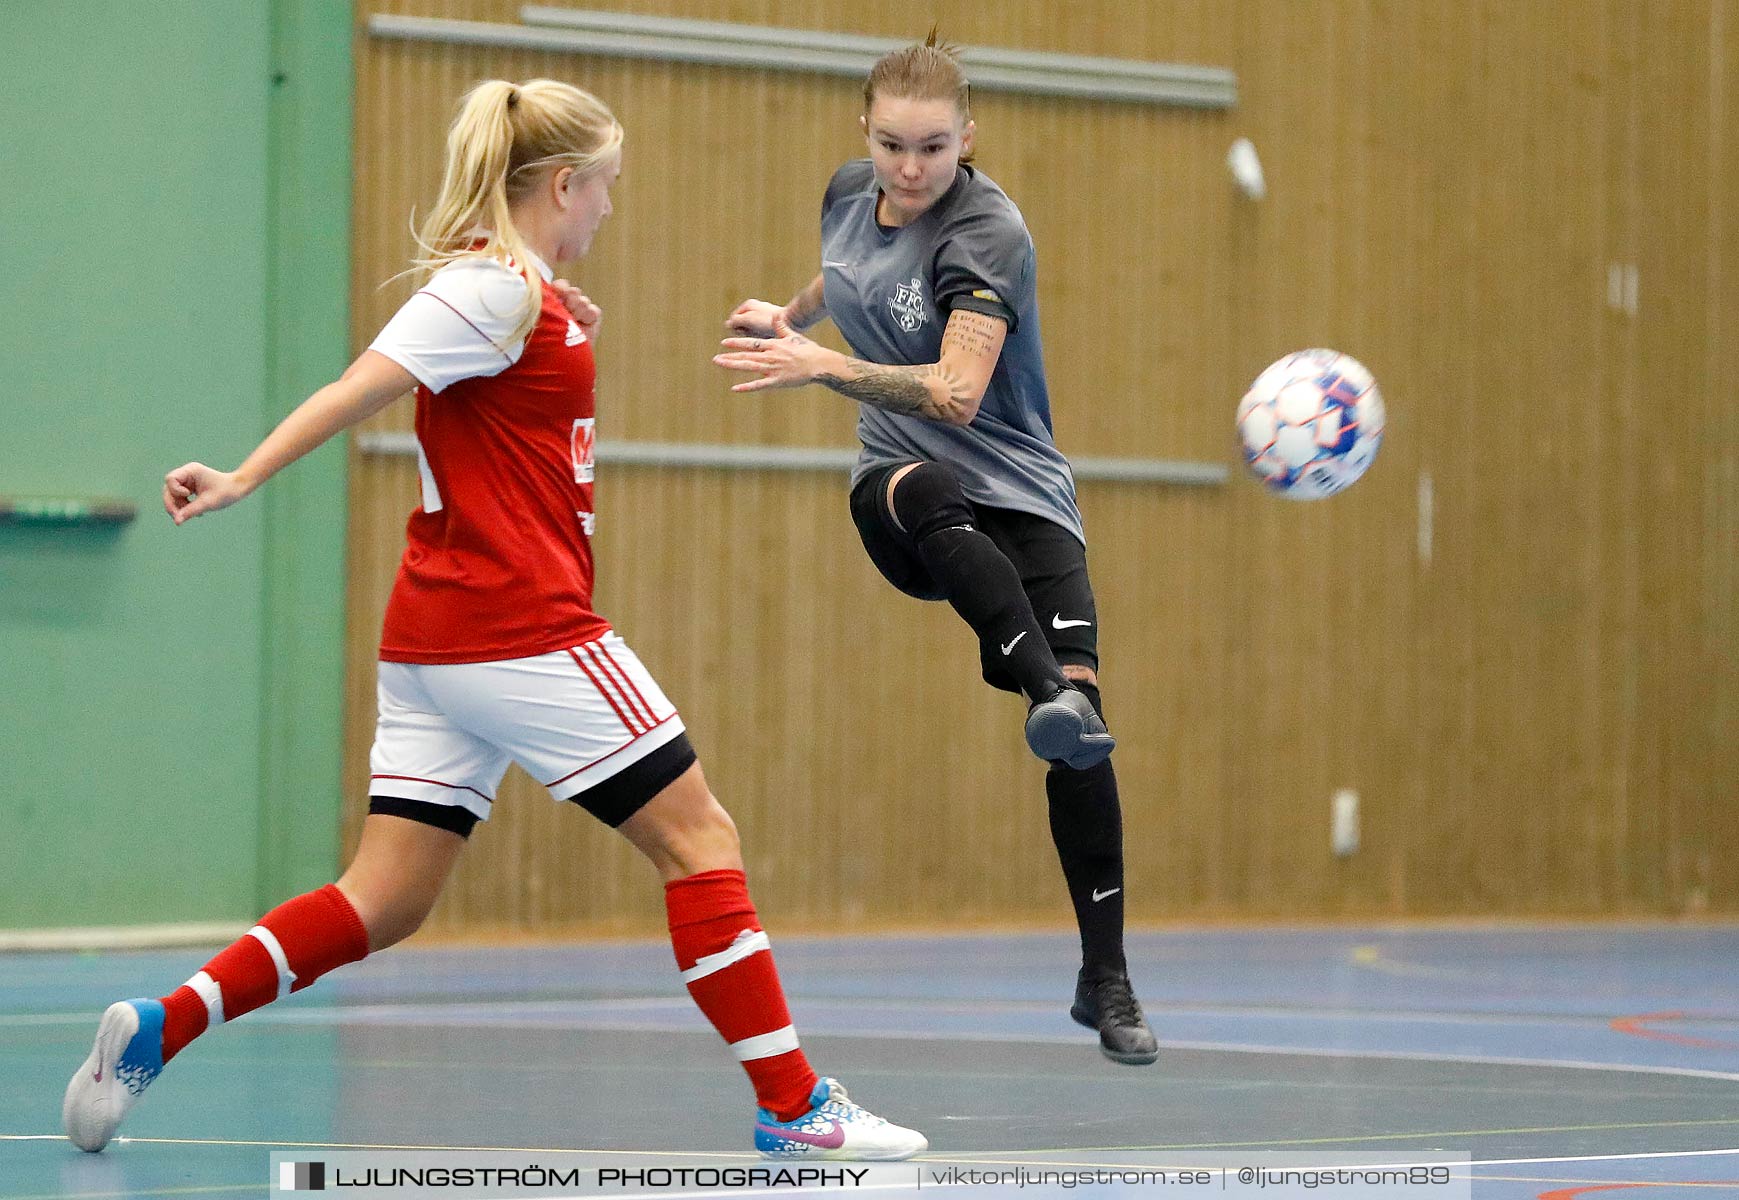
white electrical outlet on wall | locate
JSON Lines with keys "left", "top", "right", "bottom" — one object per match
{"left": 1332, "top": 789, "right": 1360, "bottom": 857}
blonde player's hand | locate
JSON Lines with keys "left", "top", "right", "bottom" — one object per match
{"left": 713, "top": 311, "right": 828, "bottom": 393}
{"left": 725, "top": 299, "right": 786, "bottom": 340}
{"left": 553, "top": 278, "right": 602, "bottom": 343}
{"left": 163, "top": 462, "right": 249, "bottom": 525}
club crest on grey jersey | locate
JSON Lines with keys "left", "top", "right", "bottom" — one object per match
{"left": 889, "top": 277, "right": 929, "bottom": 332}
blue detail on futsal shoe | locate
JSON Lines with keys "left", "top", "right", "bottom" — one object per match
{"left": 63, "top": 998, "right": 165, "bottom": 1152}
{"left": 753, "top": 1077, "right": 927, "bottom": 1161}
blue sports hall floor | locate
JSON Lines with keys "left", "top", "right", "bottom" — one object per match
{"left": 6, "top": 925, "right": 1739, "bottom": 1198}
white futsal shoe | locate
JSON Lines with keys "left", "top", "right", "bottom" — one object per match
{"left": 754, "top": 1077, "right": 927, "bottom": 1160}
{"left": 63, "top": 999, "right": 166, "bottom": 1152}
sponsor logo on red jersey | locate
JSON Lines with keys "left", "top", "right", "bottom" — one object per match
{"left": 572, "top": 417, "right": 596, "bottom": 484}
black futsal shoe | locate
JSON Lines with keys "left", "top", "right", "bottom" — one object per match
{"left": 1070, "top": 970, "right": 1159, "bottom": 1065}
{"left": 1024, "top": 686, "right": 1115, "bottom": 770}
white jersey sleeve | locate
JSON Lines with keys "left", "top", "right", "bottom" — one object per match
{"left": 369, "top": 257, "right": 539, "bottom": 394}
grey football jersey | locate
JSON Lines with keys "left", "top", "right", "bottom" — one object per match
{"left": 821, "top": 159, "right": 1084, "bottom": 544}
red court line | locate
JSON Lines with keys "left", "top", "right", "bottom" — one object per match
{"left": 1610, "top": 1011, "right": 1739, "bottom": 1050}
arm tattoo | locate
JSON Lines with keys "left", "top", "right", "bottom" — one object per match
{"left": 815, "top": 309, "right": 1006, "bottom": 424}
{"left": 945, "top": 309, "right": 1001, "bottom": 358}
{"left": 816, "top": 360, "right": 974, "bottom": 423}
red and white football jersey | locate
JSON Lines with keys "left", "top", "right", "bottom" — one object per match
{"left": 369, "top": 253, "right": 609, "bottom": 664}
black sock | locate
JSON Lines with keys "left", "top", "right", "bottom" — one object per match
{"left": 916, "top": 526, "right": 1067, "bottom": 702}
{"left": 1045, "top": 683, "right": 1127, "bottom": 977}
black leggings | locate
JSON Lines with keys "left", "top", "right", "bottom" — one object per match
{"left": 849, "top": 461, "right": 1099, "bottom": 693}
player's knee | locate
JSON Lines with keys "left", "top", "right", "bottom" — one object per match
{"left": 680, "top": 791, "right": 737, "bottom": 843}
{"left": 888, "top": 461, "right": 974, "bottom": 542}
{"left": 623, "top": 776, "right": 743, "bottom": 880}
{"left": 658, "top": 795, "right": 741, "bottom": 878}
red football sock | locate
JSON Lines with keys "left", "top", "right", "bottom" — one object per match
{"left": 158, "top": 883, "right": 370, "bottom": 1062}
{"left": 665, "top": 869, "right": 820, "bottom": 1121}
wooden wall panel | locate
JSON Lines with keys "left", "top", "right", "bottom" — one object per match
{"left": 344, "top": 0, "right": 1736, "bottom": 934}
{"left": 1709, "top": 0, "right": 1739, "bottom": 910}
{"left": 1628, "top": 0, "right": 1738, "bottom": 913}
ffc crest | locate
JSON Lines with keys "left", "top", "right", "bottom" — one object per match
{"left": 888, "top": 277, "right": 929, "bottom": 332}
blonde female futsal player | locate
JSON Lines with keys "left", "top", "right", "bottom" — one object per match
{"left": 62, "top": 78, "right": 925, "bottom": 1161}
{"left": 717, "top": 38, "right": 1157, "bottom": 1064}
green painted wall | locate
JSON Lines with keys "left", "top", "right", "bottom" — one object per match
{"left": 0, "top": 1, "right": 351, "bottom": 929}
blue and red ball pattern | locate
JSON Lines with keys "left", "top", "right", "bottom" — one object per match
{"left": 1237, "top": 348, "right": 1386, "bottom": 500}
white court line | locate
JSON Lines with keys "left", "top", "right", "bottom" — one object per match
{"left": 1470, "top": 1146, "right": 1739, "bottom": 1168}
{"left": 0, "top": 997, "right": 1680, "bottom": 1028}
{"left": 0, "top": 1006, "right": 1647, "bottom": 1037}
{"left": 12, "top": 1004, "right": 1739, "bottom": 1085}
{"left": 1144, "top": 1036, "right": 1739, "bottom": 1085}
{"left": 8, "top": 1132, "right": 1739, "bottom": 1173}
{"left": 0, "top": 999, "right": 694, "bottom": 1028}
{"left": 0, "top": 1133, "right": 756, "bottom": 1157}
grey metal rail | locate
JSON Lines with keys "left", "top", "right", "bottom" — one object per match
{"left": 354, "top": 431, "right": 1228, "bottom": 486}
{"left": 368, "top": 12, "right": 1237, "bottom": 109}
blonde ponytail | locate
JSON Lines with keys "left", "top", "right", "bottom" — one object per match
{"left": 412, "top": 79, "right": 623, "bottom": 345}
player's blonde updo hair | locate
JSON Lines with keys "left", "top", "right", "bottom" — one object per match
{"left": 414, "top": 79, "right": 624, "bottom": 343}
{"left": 863, "top": 27, "right": 973, "bottom": 163}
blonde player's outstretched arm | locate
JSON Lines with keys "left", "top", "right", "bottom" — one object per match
{"left": 163, "top": 350, "right": 416, "bottom": 525}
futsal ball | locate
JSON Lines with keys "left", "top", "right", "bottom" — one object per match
{"left": 1236, "top": 348, "right": 1386, "bottom": 499}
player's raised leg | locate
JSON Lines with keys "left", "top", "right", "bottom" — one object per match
{"left": 873, "top": 461, "right": 1113, "bottom": 769}
{"left": 63, "top": 814, "right": 465, "bottom": 1152}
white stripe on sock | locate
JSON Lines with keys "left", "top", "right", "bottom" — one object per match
{"left": 187, "top": 970, "right": 225, "bottom": 1025}
{"left": 729, "top": 1024, "right": 799, "bottom": 1062}
{"left": 679, "top": 929, "right": 770, "bottom": 984}
{"left": 247, "top": 926, "right": 298, "bottom": 1000}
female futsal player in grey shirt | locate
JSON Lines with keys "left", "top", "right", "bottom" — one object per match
{"left": 716, "top": 35, "right": 1156, "bottom": 1065}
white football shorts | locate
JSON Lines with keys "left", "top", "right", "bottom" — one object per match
{"left": 369, "top": 633, "right": 686, "bottom": 822}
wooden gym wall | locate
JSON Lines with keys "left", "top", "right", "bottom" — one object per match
{"left": 344, "top": 0, "right": 1737, "bottom": 934}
